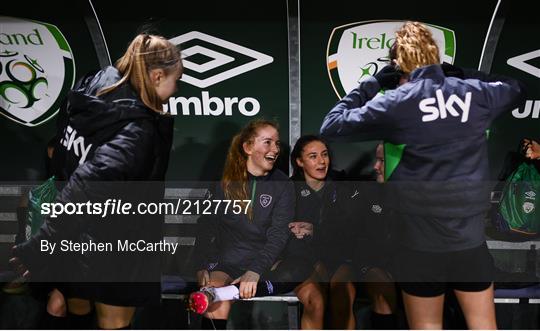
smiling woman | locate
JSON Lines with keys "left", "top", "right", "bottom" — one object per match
{"left": 243, "top": 125, "right": 280, "bottom": 177}
{"left": 221, "top": 119, "right": 283, "bottom": 216}
{"left": 188, "top": 119, "right": 296, "bottom": 328}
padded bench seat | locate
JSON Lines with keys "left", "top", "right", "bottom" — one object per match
{"left": 495, "top": 284, "right": 540, "bottom": 304}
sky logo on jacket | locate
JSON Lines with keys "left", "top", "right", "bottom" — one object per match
{"left": 0, "top": 16, "right": 75, "bottom": 127}
{"left": 326, "top": 20, "right": 455, "bottom": 99}
{"left": 60, "top": 125, "right": 92, "bottom": 165}
{"left": 419, "top": 90, "right": 472, "bottom": 123}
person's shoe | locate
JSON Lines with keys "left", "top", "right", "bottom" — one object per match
{"left": 187, "top": 287, "right": 215, "bottom": 314}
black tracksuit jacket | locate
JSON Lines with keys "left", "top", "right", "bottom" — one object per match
{"left": 13, "top": 66, "right": 174, "bottom": 304}
{"left": 283, "top": 173, "right": 358, "bottom": 269}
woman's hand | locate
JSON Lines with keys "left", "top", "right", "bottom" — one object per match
{"left": 288, "top": 222, "right": 314, "bottom": 239}
{"left": 523, "top": 139, "right": 540, "bottom": 160}
{"left": 8, "top": 258, "right": 30, "bottom": 279}
{"left": 9, "top": 246, "right": 30, "bottom": 279}
{"left": 196, "top": 269, "right": 210, "bottom": 287}
{"left": 231, "top": 270, "right": 260, "bottom": 299}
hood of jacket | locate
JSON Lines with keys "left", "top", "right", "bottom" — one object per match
{"left": 66, "top": 66, "right": 154, "bottom": 137}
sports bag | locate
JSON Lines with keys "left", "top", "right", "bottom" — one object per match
{"left": 495, "top": 163, "right": 540, "bottom": 236}
{"left": 27, "top": 176, "right": 57, "bottom": 236}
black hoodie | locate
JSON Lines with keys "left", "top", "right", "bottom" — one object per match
{"left": 284, "top": 171, "right": 357, "bottom": 269}
{"left": 52, "top": 66, "right": 173, "bottom": 180}
{"left": 14, "top": 67, "right": 174, "bottom": 305}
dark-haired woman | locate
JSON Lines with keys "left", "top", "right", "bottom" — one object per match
{"left": 286, "top": 134, "right": 358, "bottom": 329}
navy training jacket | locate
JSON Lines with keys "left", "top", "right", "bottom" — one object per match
{"left": 321, "top": 64, "right": 525, "bottom": 219}
{"left": 196, "top": 169, "right": 295, "bottom": 276}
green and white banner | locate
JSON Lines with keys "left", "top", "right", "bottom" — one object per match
{"left": 0, "top": 16, "right": 75, "bottom": 127}
{"left": 0, "top": 0, "right": 536, "bottom": 182}
{"left": 327, "top": 20, "right": 455, "bottom": 98}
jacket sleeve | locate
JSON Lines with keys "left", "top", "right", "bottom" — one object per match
{"left": 13, "top": 120, "right": 154, "bottom": 273}
{"left": 463, "top": 69, "right": 526, "bottom": 120}
{"left": 194, "top": 186, "right": 221, "bottom": 271}
{"left": 248, "top": 180, "right": 295, "bottom": 275}
{"left": 194, "top": 215, "right": 220, "bottom": 271}
{"left": 320, "top": 76, "right": 396, "bottom": 140}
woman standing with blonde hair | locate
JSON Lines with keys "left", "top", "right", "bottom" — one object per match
{"left": 11, "top": 33, "right": 182, "bottom": 329}
{"left": 321, "top": 21, "right": 525, "bottom": 329}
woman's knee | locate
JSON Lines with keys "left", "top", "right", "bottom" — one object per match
{"left": 366, "top": 283, "right": 396, "bottom": 313}
{"left": 329, "top": 285, "right": 355, "bottom": 316}
{"left": 47, "top": 289, "right": 66, "bottom": 317}
{"left": 95, "top": 303, "right": 135, "bottom": 329}
{"left": 208, "top": 271, "right": 233, "bottom": 288}
{"left": 297, "top": 283, "right": 325, "bottom": 313}
{"left": 372, "top": 293, "right": 394, "bottom": 314}
{"left": 330, "top": 281, "right": 356, "bottom": 300}
{"left": 204, "top": 300, "right": 233, "bottom": 319}
{"left": 66, "top": 298, "right": 92, "bottom": 316}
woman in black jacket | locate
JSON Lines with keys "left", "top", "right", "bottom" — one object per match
{"left": 11, "top": 33, "right": 182, "bottom": 329}
{"left": 286, "top": 134, "right": 357, "bottom": 329}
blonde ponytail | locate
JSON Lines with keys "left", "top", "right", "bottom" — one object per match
{"left": 98, "top": 33, "right": 182, "bottom": 112}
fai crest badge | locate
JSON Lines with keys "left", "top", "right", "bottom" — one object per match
{"left": 523, "top": 202, "right": 535, "bottom": 214}
{"left": 260, "top": 194, "right": 272, "bottom": 208}
{"left": 371, "top": 204, "right": 383, "bottom": 214}
{"left": 326, "top": 20, "right": 455, "bottom": 99}
{"left": 0, "top": 16, "right": 75, "bottom": 127}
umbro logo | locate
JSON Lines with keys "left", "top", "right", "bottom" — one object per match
{"left": 169, "top": 31, "right": 273, "bottom": 88}
{"left": 507, "top": 49, "right": 540, "bottom": 78}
